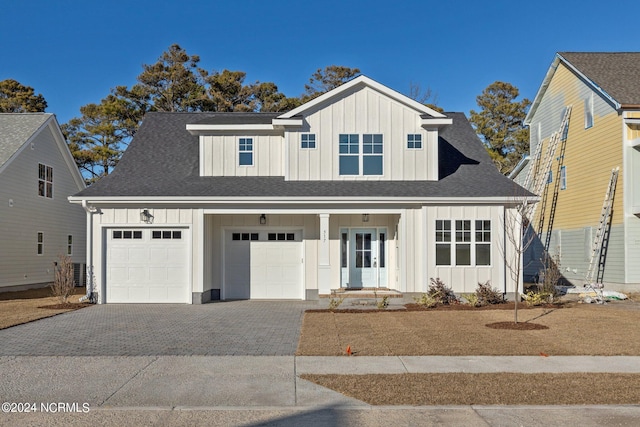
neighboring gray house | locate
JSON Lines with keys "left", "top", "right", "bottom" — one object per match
{"left": 70, "top": 76, "right": 532, "bottom": 304}
{"left": 0, "top": 113, "right": 86, "bottom": 291}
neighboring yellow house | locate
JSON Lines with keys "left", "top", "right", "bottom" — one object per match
{"left": 512, "top": 52, "right": 640, "bottom": 291}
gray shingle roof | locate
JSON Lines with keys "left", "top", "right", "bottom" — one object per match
{"left": 75, "top": 112, "right": 531, "bottom": 199}
{"left": 0, "top": 113, "right": 51, "bottom": 168}
{"left": 559, "top": 52, "right": 640, "bottom": 106}
{"left": 193, "top": 112, "right": 281, "bottom": 125}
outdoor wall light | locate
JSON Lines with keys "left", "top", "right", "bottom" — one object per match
{"left": 362, "top": 214, "right": 370, "bottom": 222}
{"left": 259, "top": 214, "right": 267, "bottom": 225}
{"left": 140, "top": 209, "right": 153, "bottom": 224}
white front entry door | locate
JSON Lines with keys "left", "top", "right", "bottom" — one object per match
{"left": 349, "top": 229, "right": 377, "bottom": 288}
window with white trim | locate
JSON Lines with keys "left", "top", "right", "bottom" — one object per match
{"left": 363, "top": 134, "right": 383, "bottom": 175}
{"left": 37, "top": 232, "right": 44, "bottom": 255}
{"left": 435, "top": 220, "right": 451, "bottom": 265}
{"left": 475, "top": 220, "right": 491, "bottom": 265}
{"left": 407, "top": 134, "right": 422, "bottom": 149}
{"left": 339, "top": 134, "right": 359, "bottom": 175}
{"left": 338, "top": 133, "right": 383, "bottom": 176}
{"left": 301, "top": 133, "right": 316, "bottom": 149}
{"left": 435, "top": 220, "right": 491, "bottom": 266}
{"left": 67, "top": 235, "right": 73, "bottom": 256}
{"left": 584, "top": 94, "right": 594, "bottom": 129}
{"left": 38, "top": 163, "right": 53, "bottom": 198}
{"left": 238, "top": 138, "right": 253, "bottom": 166}
{"left": 560, "top": 166, "right": 567, "bottom": 190}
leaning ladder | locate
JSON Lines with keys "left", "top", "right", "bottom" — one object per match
{"left": 524, "top": 106, "right": 572, "bottom": 222}
{"left": 584, "top": 167, "right": 619, "bottom": 302}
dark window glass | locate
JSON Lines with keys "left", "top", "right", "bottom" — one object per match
{"left": 286, "top": 233, "right": 294, "bottom": 241}
{"left": 123, "top": 230, "right": 132, "bottom": 239}
{"left": 277, "top": 233, "right": 285, "bottom": 241}
{"left": 341, "top": 233, "right": 348, "bottom": 268}
{"left": 173, "top": 231, "right": 182, "bottom": 239}
{"left": 241, "top": 233, "right": 250, "bottom": 240}
{"left": 153, "top": 231, "right": 162, "bottom": 239}
{"left": 232, "top": 233, "right": 240, "bottom": 241}
{"left": 113, "top": 231, "right": 122, "bottom": 239}
{"left": 379, "top": 233, "right": 386, "bottom": 268}
{"left": 250, "top": 233, "right": 259, "bottom": 241}
{"left": 268, "top": 233, "right": 276, "bottom": 241}
{"left": 133, "top": 231, "right": 142, "bottom": 239}
{"left": 163, "top": 231, "right": 171, "bottom": 239}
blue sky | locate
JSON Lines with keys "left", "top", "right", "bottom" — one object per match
{"left": 2, "top": 0, "right": 638, "bottom": 125}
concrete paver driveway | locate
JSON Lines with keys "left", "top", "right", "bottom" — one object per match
{"left": 0, "top": 301, "right": 318, "bottom": 356}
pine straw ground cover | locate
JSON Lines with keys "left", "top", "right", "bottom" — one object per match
{"left": 0, "top": 287, "right": 91, "bottom": 330}
{"left": 297, "top": 299, "right": 640, "bottom": 405}
{"left": 296, "top": 301, "right": 640, "bottom": 356}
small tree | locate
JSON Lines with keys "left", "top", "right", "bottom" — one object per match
{"left": 502, "top": 197, "right": 537, "bottom": 323}
{"left": 50, "top": 255, "right": 76, "bottom": 304}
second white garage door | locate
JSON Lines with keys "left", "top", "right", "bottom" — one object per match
{"left": 224, "top": 231, "right": 303, "bottom": 300}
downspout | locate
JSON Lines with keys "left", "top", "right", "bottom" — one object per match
{"left": 79, "top": 200, "right": 98, "bottom": 302}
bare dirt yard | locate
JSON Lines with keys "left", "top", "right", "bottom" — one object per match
{"left": 0, "top": 287, "right": 91, "bottom": 330}
{"left": 298, "top": 297, "right": 640, "bottom": 405}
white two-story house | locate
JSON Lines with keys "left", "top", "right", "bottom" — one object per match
{"left": 70, "top": 76, "right": 531, "bottom": 304}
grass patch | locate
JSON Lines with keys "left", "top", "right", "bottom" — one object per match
{"left": 301, "top": 373, "right": 640, "bottom": 405}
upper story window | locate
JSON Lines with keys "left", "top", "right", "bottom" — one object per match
{"left": 339, "top": 134, "right": 359, "bottom": 175}
{"left": 339, "top": 133, "right": 383, "bottom": 176}
{"left": 38, "top": 163, "right": 53, "bottom": 198}
{"left": 238, "top": 138, "right": 253, "bottom": 166}
{"left": 301, "top": 133, "right": 316, "bottom": 149}
{"left": 407, "top": 134, "right": 422, "bottom": 149}
{"left": 560, "top": 166, "right": 567, "bottom": 190}
{"left": 584, "top": 94, "right": 594, "bottom": 129}
{"left": 363, "top": 134, "right": 383, "bottom": 175}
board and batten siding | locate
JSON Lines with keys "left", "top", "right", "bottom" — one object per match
{"left": 91, "top": 207, "right": 198, "bottom": 302}
{"left": 0, "top": 125, "right": 86, "bottom": 288}
{"left": 286, "top": 86, "right": 438, "bottom": 181}
{"left": 424, "top": 205, "right": 515, "bottom": 294}
{"left": 624, "top": 112, "right": 640, "bottom": 283}
{"left": 200, "top": 133, "right": 283, "bottom": 177}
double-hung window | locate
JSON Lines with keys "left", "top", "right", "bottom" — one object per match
{"left": 435, "top": 220, "right": 451, "bottom": 265}
{"left": 238, "top": 138, "right": 253, "bottom": 166}
{"left": 339, "top": 133, "right": 383, "bottom": 176}
{"left": 362, "top": 134, "right": 383, "bottom": 175}
{"left": 560, "top": 166, "right": 567, "bottom": 190}
{"left": 455, "top": 220, "right": 471, "bottom": 266}
{"left": 339, "top": 134, "right": 359, "bottom": 175}
{"left": 435, "top": 220, "right": 491, "bottom": 266}
{"left": 584, "top": 94, "right": 594, "bottom": 129}
{"left": 38, "top": 163, "right": 53, "bottom": 198}
{"left": 37, "top": 232, "right": 44, "bottom": 255}
{"left": 475, "top": 220, "right": 491, "bottom": 265}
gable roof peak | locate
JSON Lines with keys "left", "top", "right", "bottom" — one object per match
{"left": 278, "top": 75, "right": 447, "bottom": 119}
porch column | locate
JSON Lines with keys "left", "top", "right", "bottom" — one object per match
{"left": 318, "top": 213, "right": 331, "bottom": 295}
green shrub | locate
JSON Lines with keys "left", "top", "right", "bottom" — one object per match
{"left": 475, "top": 281, "right": 504, "bottom": 306}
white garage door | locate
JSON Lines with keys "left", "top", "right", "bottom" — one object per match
{"left": 225, "top": 231, "right": 303, "bottom": 300}
{"left": 106, "top": 228, "right": 190, "bottom": 303}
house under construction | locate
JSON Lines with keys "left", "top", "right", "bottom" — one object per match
{"left": 511, "top": 52, "right": 640, "bottom": 292}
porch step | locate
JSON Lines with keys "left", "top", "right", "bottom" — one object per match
{"left": 320, "top": 288, "right": 404, "bottom": 299}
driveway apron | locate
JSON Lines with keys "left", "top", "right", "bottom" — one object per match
{"left": 0, "top": 301, "right": 318, "bottom": 356}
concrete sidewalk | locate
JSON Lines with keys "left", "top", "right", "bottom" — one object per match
{"left": 2, "top": 355, "right": 640, "bottom": 426}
